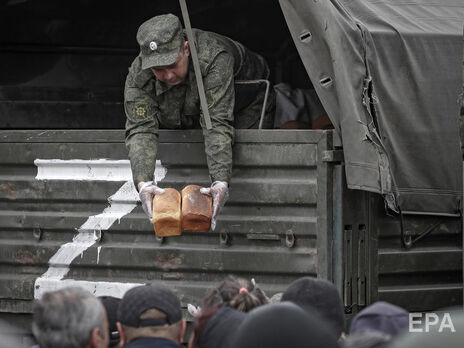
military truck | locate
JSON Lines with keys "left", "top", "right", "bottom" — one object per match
{"left": 0, "top": 1, "right": 462, "bottom": 346}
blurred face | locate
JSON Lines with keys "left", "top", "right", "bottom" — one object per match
{"left": 151, "top": 41, "right": 190, "bottom": 85}
{"left": 90, "top": 308, "right": 110, "bottom": 348}
{"left": 99, "top": 312, "right": 110, "bottom": 348}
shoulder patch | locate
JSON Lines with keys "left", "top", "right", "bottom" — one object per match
{"left": 133, "top": 102, "right": 149, "bottom": 120}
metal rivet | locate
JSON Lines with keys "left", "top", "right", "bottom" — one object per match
{"left": 149, "top": 41, "right": 158, "bottom": 51}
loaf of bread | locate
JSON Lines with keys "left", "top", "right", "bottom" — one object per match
{"left": 152, "top": 188, "right": 182, "bottom": 237}
{"left": 181, "top": 185, "right": 213, "bottom": 232}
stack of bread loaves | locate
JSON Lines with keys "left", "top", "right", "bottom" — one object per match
{"left": 152, "top": 185, "right": 213, "bottom": 237}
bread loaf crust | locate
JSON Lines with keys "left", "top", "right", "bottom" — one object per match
{"left": 181, "top": 185, "right": 213, "bottom": 232}
{"left": 152, "top": 188, "right": 182, "bottom": 237}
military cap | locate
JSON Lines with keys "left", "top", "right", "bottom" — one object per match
{"left": 136, "top": 14, "right": 184, "bottom": 70}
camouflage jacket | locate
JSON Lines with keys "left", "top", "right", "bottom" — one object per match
{"left": 125, "top": 29, "right": 273, "bottom": 187}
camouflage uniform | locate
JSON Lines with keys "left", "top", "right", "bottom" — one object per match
{"left": 125, "top": 16, "right": 274, "bottom": 187}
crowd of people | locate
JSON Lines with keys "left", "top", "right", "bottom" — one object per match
{"left": 31, "top": 275, "right": 463, "bottom": 348}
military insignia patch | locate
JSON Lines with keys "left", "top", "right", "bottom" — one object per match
{"left": 133, "top": 102, "right": 149, "bottom": 120}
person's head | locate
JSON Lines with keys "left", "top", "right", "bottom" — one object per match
{"left": 32, "top": 286, "right": 109, "bottom": 348}
{"left": 116, "top": 284, "right": 185, "bottom": 345}
{"left": 188, "top": 307, "right": 246, "bottom": 348}
{"left": 201, "top": 275, "right": 268, "bottom": 313}
{"left": 136, "top": 14, "right": 190, "bottom": 85}
{"left": 281, "top": 276, "right": 345, "bottom": 338}
{"left": 232, "top": 302, "right": 339, "bottom": 348}
{"left": 349, "top": 301, "right": 409, "bottom": 337}
{"left": 99, "top": 296, "right": 121, "bottom": 348}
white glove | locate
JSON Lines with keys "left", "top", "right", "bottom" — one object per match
{"left": 138, "top": 181, "right": 165, "bottom": 221}
{"left": 200, "top": 181, "right": 229, "bottom": 230}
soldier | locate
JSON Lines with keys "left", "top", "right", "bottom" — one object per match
{"left": 125, "top": 14, "right": 275, "bottom": 229}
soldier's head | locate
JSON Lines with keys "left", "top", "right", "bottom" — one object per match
{"left": 137, "top": 14, "right": 190, "bottom": 86}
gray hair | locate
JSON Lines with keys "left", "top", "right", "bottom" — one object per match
{"left": 32, "top": 286, "right": 105, "bottom": 348}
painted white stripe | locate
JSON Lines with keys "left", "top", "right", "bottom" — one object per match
{"left": 97, "top": 246, "right": 102, "bottom": 264}
{"left": 35, "top": 279, "right": 144, "bottom": 299}
{"left": 34, "top": 159, "right": 168, "bottom": 183}
{"left": 33, "top": 159, "right": 167, "bottom": 299}
{"left": 39, "top": 181, "right": 139, "bottom": 281}
{"left": 35, "top": 159, "right": 133, "bottom": 181}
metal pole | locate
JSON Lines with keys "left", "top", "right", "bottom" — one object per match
{"left": 179, "top": 0, "right": 212, "bottom": 130}
{"left": 235, "top": 79, "right": 270, "bottom": 129}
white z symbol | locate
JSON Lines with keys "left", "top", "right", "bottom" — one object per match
{"left": 33, "top": 159, "right": 167, "bottom": 299}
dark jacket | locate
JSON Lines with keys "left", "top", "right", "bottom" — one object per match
{"left": 198, "top": 307, "right": 246, "bottom": 348}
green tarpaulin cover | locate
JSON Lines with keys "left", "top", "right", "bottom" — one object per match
{"left": 280, "top": 0, "right": 464, "bottom": 215}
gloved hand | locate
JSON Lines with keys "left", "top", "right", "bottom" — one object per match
{"left": 200, "top": 181, "right": 229, "bottom": 230}
{"left": 138, "top": 181, "right": 165, "bottom": 221}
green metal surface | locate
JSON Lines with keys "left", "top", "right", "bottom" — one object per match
{"left": 0, "top": 129, "right": 334, "bottom": 320}
{"left": 1, "top": 128, "right": 461, "bottom": 342}
{"left": 340, "top": 177, "right": 462, "bottom": 317}
{"left": 371, "top": 195, "right": 463, "bottom": 311}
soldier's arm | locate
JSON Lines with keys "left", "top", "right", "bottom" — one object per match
{"left": 124, "top": 72, "right": 160, "bottom": 190}
{"left": 200, "top": 52, "right": 235, "bottom": 184}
